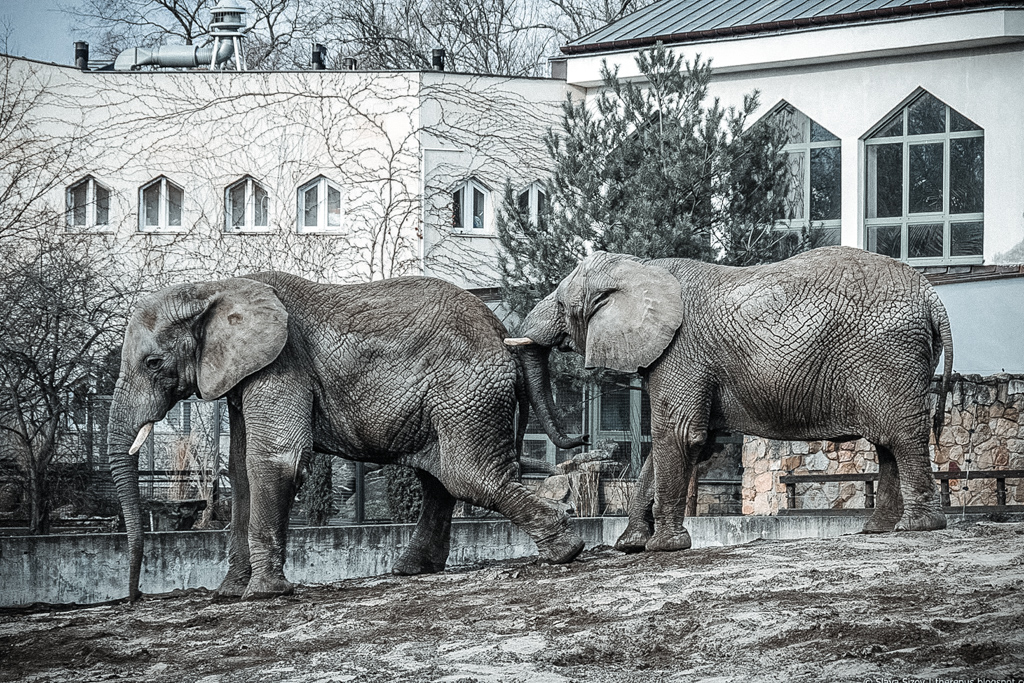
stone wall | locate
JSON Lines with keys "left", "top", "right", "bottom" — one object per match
{"left": 743, "top": 375, "right": 1024, "bottom": 515}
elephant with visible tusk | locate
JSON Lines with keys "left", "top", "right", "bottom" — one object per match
{"left": 509, "top": 246, "right": 953, "bottom": 553}
{"left": 108, "top": 272, "right": 585, "bottom": 601}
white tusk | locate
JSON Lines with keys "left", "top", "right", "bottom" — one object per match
{"left": 128, "top": 423, "right": 154, "bottom": 455}
{"left": 504, "top": 337, "right": 535, "bottom": 346}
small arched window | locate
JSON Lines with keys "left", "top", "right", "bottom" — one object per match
{"left": 517, "top": 182, "right": 548, "bottom": 226}
{"left": 67, "top": 176, "right": 111, "bottom": 231}
{"left": 297, "top": 176, "right": 343, "bottom": 233}
{"left": 452, "top": 178, "right": 491, "bottom": 232}
{"left": 139, "top": 176, "right": 184, "bottom": 232}
{"left": 225, "top": 176, "right": 269, "bottom": 232}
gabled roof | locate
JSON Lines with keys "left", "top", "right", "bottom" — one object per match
{"left": 562, "top": 0, "right": 1024, "bottom": 54}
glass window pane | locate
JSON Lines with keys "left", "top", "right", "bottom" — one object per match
{"left": 95, "top": 184, "right": 109, "bottom": 225}
{"left": 518, "top": 190, "right": 529, "bottom": 214}
{"left": 473, "top": 188, "right": 485, "bottom": 229}
{"left": 908, "top": 93, "right": 946, "bottom": 135}
{"left": 908, "top": 223, "right": 943, "bottom": 258}
{"left": 537, "top": 190, "right": 547, "bottom": 215}
{"left": 327, "top": 185, "right": 341, "bottom": 226}
{"left": 452, "top": 188, "right": 463, "bottom": 228}
{"left": 871, "top": 112, "right": 903, "bottom": 139}
{"left": 71, "top": 182, "right": 87, "bottom": 225}
{"left": 599, "top": 387, "right": 630, "bottom": 432}
{"left": 809, "top": 121, "right": 838, "bottom": 142}
{"left": 812, "top": 226, "right": 841, "bottom": 246}
{"left": 143, "top": 183, "right": 160, "bottom": 227}
{"left": 951, "top": 221, "right": 983, "bottom": 256}
{"left": 950, "top": 137, "right": 983, "bottom": 214}
{"left": 867, "top": 143, "right": 902, "bottom": 218}
{"left": 785, "top": 151, "right": 805, "bottom": 221}
{"left": 167, "top": 182, "right": 183, "bottom": 226}
{"left": 868, "top": 225, "right": 901, "bottom": 258}
{"left": 908, "top": 143, "right": 943, "bottom": 213}
{"left": 950, "top": 109, "right": 981, "bottom": 132}
{"left": 779, "top": 105, "right": 805, "bottom": 144}
{"left": 303, "top": 185, "right": 318, "bottom": 227}
{"left": 254, "top": 183, "right": 268, "bottom": 226}
{"left": 229, "top": 183, "right": 246, "bottom": 227}
{"left": 809, "top": 147, "right": 841, "bottom": 221}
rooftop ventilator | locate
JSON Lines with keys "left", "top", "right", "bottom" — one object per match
{"left": 113, "top": 0, "right": 247, "bottom": 71}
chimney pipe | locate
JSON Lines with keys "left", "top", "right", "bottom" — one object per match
{"left": 342, "top": 56, "right": 357, "bottom": 70}
{"left": 311, "top": 43, "right": 327, "bottom": 70}
{"left": 75, "top": 41, "right": 89, "bottom": 70}
{"left": 431, "top": 48, "right": 445, "bottom": 71}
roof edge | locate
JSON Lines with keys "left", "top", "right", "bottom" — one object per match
{"left": 561, "top": 0, "right": 1021, "bottom": 55}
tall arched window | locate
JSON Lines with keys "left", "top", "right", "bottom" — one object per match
{"left": 225, "top": 176, "right": 269, "bottom": 232}
{"left": 67, "top": 176, "right": 110, "bottom": 231}
{"left": 864, "top": 90, "right": 983, "bottom": 263}
{"left": 770, "top": 102, "right": 841, "bottom": 245}
{"left": 139, "top": 176, "right": 184, "bottom": 232}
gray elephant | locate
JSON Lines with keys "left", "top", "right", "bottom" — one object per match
{"left": 508, "top": 246, "right": 953, "bottom": 553}
{"left": 109, "top": 272, "right": 585, "bottom": 601}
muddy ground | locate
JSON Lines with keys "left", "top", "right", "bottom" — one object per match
{"left": 3, "top": 519, "right": 1024, "bottom": 682}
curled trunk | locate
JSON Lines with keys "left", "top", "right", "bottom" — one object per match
{"left": 519, "top": 345, "right": 587, "bottom": 451}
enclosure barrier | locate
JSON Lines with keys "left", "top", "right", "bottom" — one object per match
{"left": 779, "top": 469, "right": 1024, "bottom": 514}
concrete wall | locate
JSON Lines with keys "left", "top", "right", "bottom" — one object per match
{"left": 0, "top": 515, "right": 867, "bottom": 607}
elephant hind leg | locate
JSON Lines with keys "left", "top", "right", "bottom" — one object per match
{"left": 862, "top": 445, "right": 903, "bottom": 533}
{"left": 890, "top": 432, "right": 945, "bottom": 532}
{"left": 392, "top": 468, "right": 457, "bottom": 576}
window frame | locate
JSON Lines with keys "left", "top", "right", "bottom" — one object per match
{"left": 225, "top": 176, "right": 271, "bottom": 234}
{"left": 138, "top": 176, "right": 185, "bottom": 233}
{"left": 517, "top": 181, "right": 548, "bottom": 227}
{"left": 451, "top": 178, "right": 492, "bottom": 233}
{"left": 771, "top": 103, "right": 842, "bottom": 245}
{"left": 296, "top": 176, "right": 344, "bottom": 234}
{"left": 863, "top": 92, "right": 984, "bottom": 265}
{"left": 66, "top": 176, "right": 112, "bottom": 232}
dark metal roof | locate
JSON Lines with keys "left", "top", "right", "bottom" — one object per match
{"left": 563, "top": 0, "right": 1024, "bottom": 54}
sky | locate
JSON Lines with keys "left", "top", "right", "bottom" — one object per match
{"left": 0, "top": 0, "right": 82, "bottom": 65}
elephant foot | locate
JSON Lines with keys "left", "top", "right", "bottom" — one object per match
{"left": 212, "top": 574, "right": 250, "bottom": 602}
{"left": 538, "top": 533, "right": 585, "bottom": 565}
{"left": 895, "top": 508, "right": 947, "bottom": 532}
{"left": 614, "top": 521, "right": 652, "bottom": 553}
{"left": 241, "top": 575, "right": 295, "bottom": 600}
{"left": 645, "top": 527, "right": 692, "bottom": 553}
{"left": 391, "top": 551, "right": 447, "bottom": 576}
{"left": 861, "top": 512, "right": 900, "bottom": 534}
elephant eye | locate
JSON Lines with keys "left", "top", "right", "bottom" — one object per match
{"left": 144, "top": 356, "right": 164, "bottom": 372}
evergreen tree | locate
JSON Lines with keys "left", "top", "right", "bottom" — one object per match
{"left": 498, "top": 44, "right": 807, "bottom": 320}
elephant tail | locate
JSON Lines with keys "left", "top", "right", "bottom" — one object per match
{"left": 928, "top": 289, "right": 954, "bottom": 447}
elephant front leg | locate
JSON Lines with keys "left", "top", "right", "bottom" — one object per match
{"left": 392, "top": 468, "right": 457, "bottom": 576}
{"left": 646, "top": 415, "right": 705, "bottom": 553}
{"left": 240, "top": 381, "right": 312, "bottom": 600}
{"left": 615, "top": 454, "right": 655, "bottom": 553}
{"left": 213, "top": 402, "right": 253, "bottom": 601}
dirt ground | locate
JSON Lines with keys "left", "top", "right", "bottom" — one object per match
{"left": 2, "top": 518, "right": 1024, "bottom": 683}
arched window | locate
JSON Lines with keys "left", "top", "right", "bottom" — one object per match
{"left": 769, "top": 102, "right": 841, "bottom": 245}
{"left": 452, "top": 178, "right": 490, "bottom": 232}
{"left": 225, "top": 176, "right": 269, "bottom": 232}
{"left": 517, "top": 181, "right": 548, "bottom": 226}
{"left": 864, "top": 90, "right": 983, "bottom": 263}
{"left": 67, "top": 176, "right": 110, "bottom": 230}
{"left": 139, "top": 176, "right": 184, "bottom": 231}
{"left": 297, "top": 176, "right": 343, "bottom": 233}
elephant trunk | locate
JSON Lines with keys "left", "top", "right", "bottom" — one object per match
{"left": 519, "top": 344, "right": 587, "bottom": 450}
{"left": 107, "top": 386, "right": 150, "bottom": 602}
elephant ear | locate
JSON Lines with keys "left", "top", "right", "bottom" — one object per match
{"left": 194, "top": 278, "right": 289, "bottom": 400}
{"left": 576, "top": 254, "right": 684, "bottom": 373}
